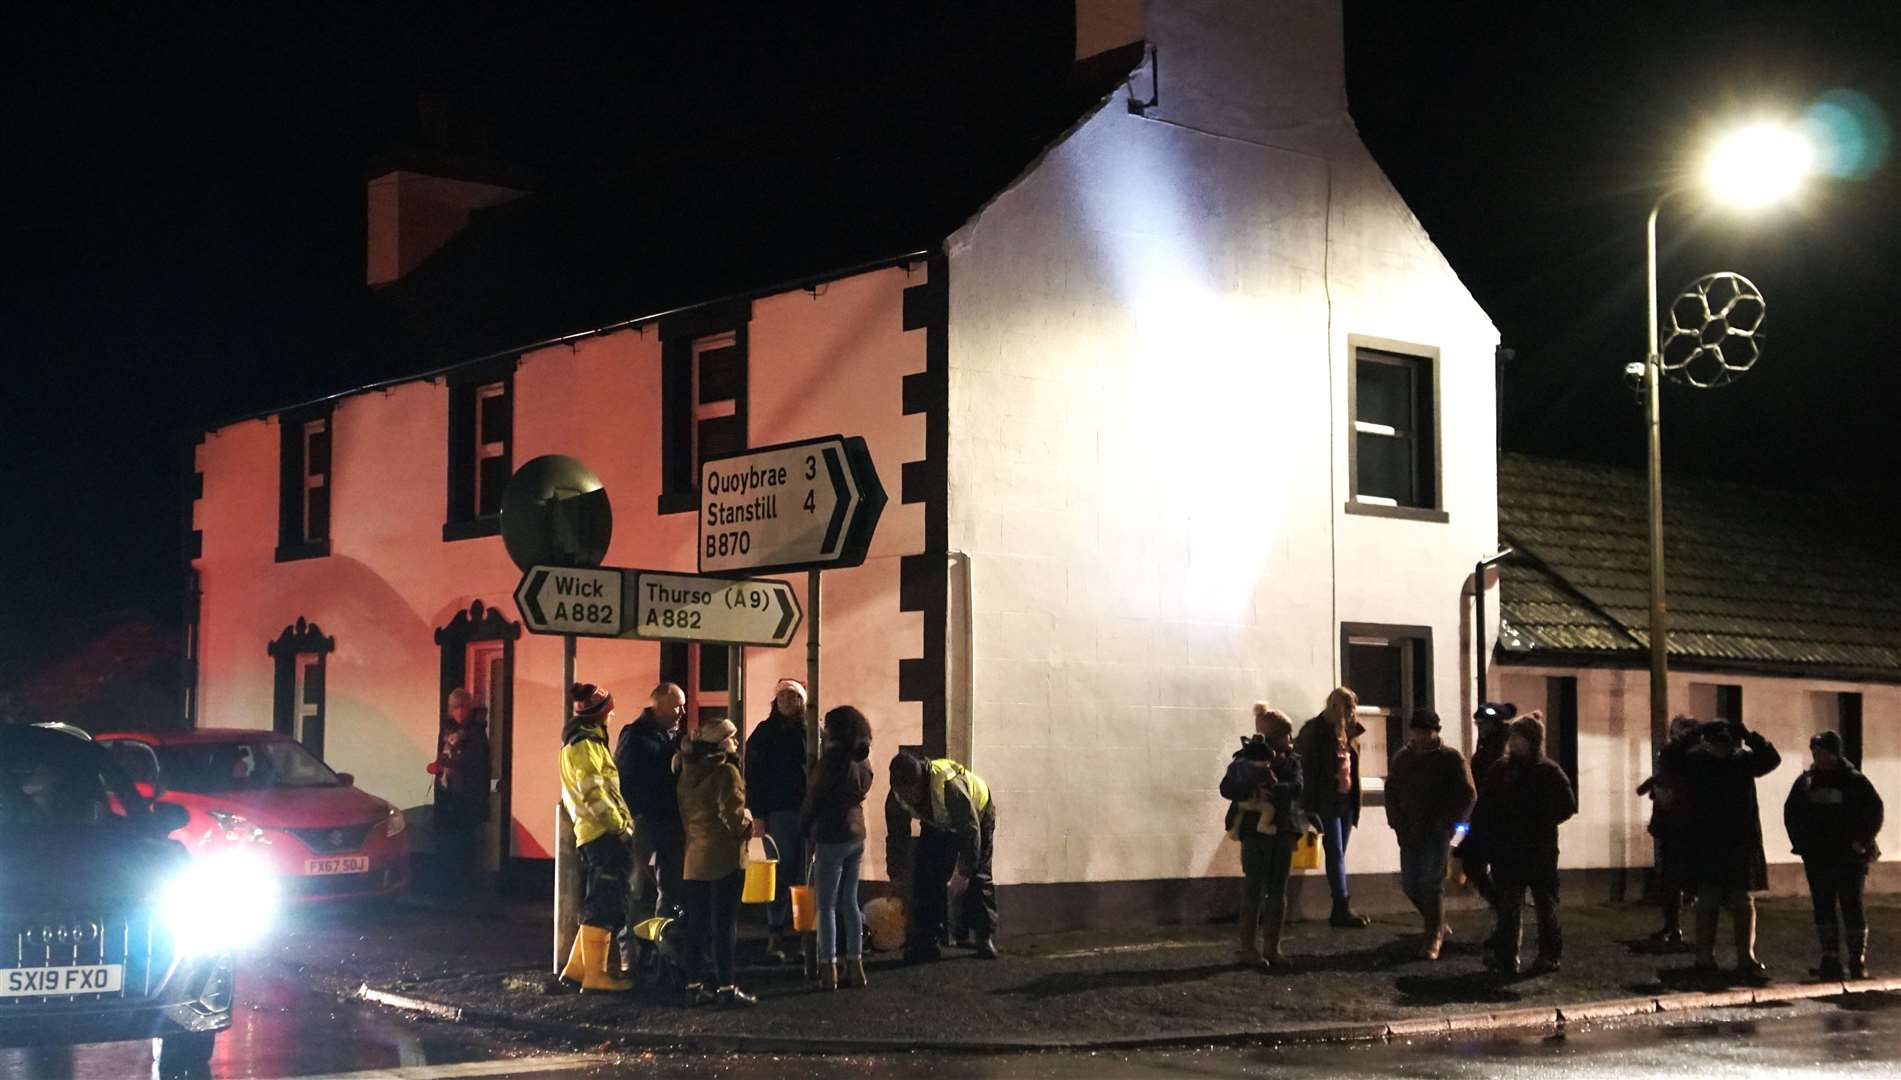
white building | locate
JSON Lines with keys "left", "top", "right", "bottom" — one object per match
{"left": 188, "top": 1, "right": 1504, "bottom": 928}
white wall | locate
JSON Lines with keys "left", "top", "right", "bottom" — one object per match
{"left": 1498, "top": 663, "right": 1901, "bottom": 891}
{"left": 945, "top": 1, "right": 1499, "bottom": 888}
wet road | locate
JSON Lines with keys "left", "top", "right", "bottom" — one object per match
{"left": 5, "top": 903, "right": 1901, "bottom": 1078}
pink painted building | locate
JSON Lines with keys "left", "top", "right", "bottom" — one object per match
{"left": 187, "top": 3, "right": 1508, "bottom": 924}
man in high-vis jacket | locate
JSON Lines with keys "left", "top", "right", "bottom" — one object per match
{"left": 886, "top": 752, "right": 998, "bottom": 961}
{"left": 559, "top": 683, "right": 636, "bottom": 993}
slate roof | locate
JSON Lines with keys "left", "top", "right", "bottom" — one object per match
{"left": 369, "top": 45, "right": 1144, "bottom": 372}
{"left": 1496, "top": 453, "right": 1901, "bottom": 680}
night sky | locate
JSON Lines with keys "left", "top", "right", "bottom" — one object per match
{"left": 5, "top": 3, "right": 1897, "bottom": 682}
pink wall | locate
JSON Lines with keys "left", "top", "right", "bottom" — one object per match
{"left": 195, "top": 262, "right": 930, "bottom": 866}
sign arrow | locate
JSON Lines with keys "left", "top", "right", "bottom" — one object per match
{"left": 521, "top": 569, "right": 549, "bottom": 625}
{"left": 698, "top": 434, "right": 887, "bottom": 576}
{"left": 775, "top": 588, "right": 796, "bottom": 640}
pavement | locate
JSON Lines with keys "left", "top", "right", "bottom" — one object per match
{"left": 314, "top": 891, "right": 1901, "bottom": 1053}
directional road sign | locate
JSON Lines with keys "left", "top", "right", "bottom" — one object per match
{"left": 514, "top": 565, "right": 627, "bottom": 637}
{"left": 698, "top": 435, "right": 886, "bottom": 576}
{"left": 626, "top": 571, "right": 802, "bottom": 648}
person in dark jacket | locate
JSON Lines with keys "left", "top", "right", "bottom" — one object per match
{"left": 1474, "top": 712, "right": 1576, "bottom": 975}
{"left": 429, "top": 688, "right": 491, "bottom": 888}
{"left": 801, "top": 705, "right": 875, "bottom": 990}
{"left": 1455, "top": 702, "right": 1515, "bottom": 914}
{"left": 887, "top": 752, "right": 997, "bottom": 961}
{"left": 1679, "top": 718, "right": 1781, "bottom": 978}
{"left": 1386, "top": 708, "right": 1477, "bottom": 960}
{"left": 1784, "top": 730, "right": 1884, "bottom": 980}
{"left": 744, "top": 679, "right": 809, "bottom": 962}
{"left": 1294, "top": 687, "right": 1369, "bottom": 928}
{"left": 1636, "top": 714, "right": 1701, "bottom": 946}
{"left": 1221, "top": 704, "right": 1305, "bottom": 968}
{"left": 614, "top": 683, "right": 687, "bottom": 921}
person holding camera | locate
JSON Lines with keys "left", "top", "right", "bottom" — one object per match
{"left": 1678, "top": 717, "right": 1781, "bottom": 978}
{"left": 1784, "top": 730, "right": 1884, "bottom": 980}
{"left": 1473, "top": 711, "right": 1575, "bottom": 975}
{"left": 1636, "top": 713, "right": 1702, "bottom": 946}
{"left": 1386, "top": 708, "right": 1477, "bottom": 960}
{"left": 1221, "top": 704, "right": 1306, "bottom": 968}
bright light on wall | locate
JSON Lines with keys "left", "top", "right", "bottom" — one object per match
{"left": 1700, "top": 121, "right": 1814, "bottom": 210}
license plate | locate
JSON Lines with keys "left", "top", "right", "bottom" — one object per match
{"left": 1, "top": 964, "right": 124, "bottom": 998}
{"left": 304, "top": 855, "right": 371, "bottom": 876}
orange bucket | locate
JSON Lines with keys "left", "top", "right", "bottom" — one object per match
{"left": 789, "top": 885, "right": 817, "bottom": 933}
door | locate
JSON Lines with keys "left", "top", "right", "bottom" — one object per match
{"left": 467, "top": 642, "right": 509, "bottom": 873}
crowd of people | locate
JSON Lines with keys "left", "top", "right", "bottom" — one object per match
{"left": 544, "top": 678, "right": 998, "bottom": 1008}
{"left": 1223, "top": 690, "right": 1886, "bottom": 982}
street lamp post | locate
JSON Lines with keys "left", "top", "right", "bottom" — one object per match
{"left": 1640, "top": 119, "right": 1812, "bottom": 754}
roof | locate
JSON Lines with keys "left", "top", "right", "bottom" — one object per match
{"left": 365, "top": 44, "right": 1145, "bottom": 374}
{"left": 1496, "top": 453, "right": 1901, "bottom": 681}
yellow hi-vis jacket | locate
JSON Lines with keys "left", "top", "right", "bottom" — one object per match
{"left": 889, "top": 758, "right": 992, "bottom": 875}
{"left": 561, "top": 734, "right": 633, "bottom": 847}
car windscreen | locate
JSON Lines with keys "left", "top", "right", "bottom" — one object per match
{"left": 155, "top": 739, "right": 342, "bottom": 793}
{"left": 0, "top": 731, "right": 145, "bottom": 829}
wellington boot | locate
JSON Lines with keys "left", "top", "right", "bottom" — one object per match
{"left": 1260, "top": 896, "right": 1289, "bottom": 967}
{"left": 842, "top": 958, "right": 869, "bottom": 988}
{"left": 818, "top": 963, "right": 838, "bottom": 990}
{"left": 579, "top": 925, "right": 632, "bottom": 993}
{"left": 558, "top": 934, "right": 586, "bottom": 989}
{"left": 1238, "top": 902, "right": 1262, "bottom": 966}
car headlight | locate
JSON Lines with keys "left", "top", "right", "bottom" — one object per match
{"left": 207, "top": 809, "right": 267, "bottom": 843}
{"left": 158, "top": 851, "right": 281, "bottom": 957}
{"left": 384, "top": 807, "right": 406, "bottom": 838}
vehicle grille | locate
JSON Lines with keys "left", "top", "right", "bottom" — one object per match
{"left": 283, "top": 822, "right": 376, "bottom": 852}
{"left": 2, "top": 911, "right": 167, "bottom": 1005}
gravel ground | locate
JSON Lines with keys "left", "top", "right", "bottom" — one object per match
{"left": 317, "top": 895, "right": 1901, "bottom": 1048}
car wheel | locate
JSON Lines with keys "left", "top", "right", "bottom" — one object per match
{"left": 157, "top": 1030, "right": 217, "bottom": 1078}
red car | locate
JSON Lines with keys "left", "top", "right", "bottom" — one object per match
{"left": 95, "top": 729, "right": 410, "bottom": 903}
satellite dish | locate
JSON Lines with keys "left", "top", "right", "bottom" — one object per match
{"left": 500, "top": 455, "right": 613, "bottom": 571}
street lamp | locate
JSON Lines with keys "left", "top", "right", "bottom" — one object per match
{"left": 1641, "top": 119, "right": 1812, "bottom": 752}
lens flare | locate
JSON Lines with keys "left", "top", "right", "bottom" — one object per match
{"left": 157, "top": 850, "right": 281, "bottom": 956}
{"left": 1802, "top": 89, "right": 1892, "bottom": 181}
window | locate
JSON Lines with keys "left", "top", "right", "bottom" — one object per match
{"left": 276, "top": 406, "right": 333, "bottom": 561}
{"left": 1340, "top": 622, "right": 1434, "bottom": 777}
{"left": 445, "top": 361, "right": 515, "bottom": 541}
{"left": 1347, "top": 338, "right": 1443, "bottom": 521}
{"left": 1690, "top": 681, "right": 1743, "bottom": 726}
{"left": 268, "top": 618, "right": 334, "bottom": 759}
{"left": 1545, "top": 676, "right": 1579, "bottom": 788}
{"left": 1841, "top": 692, "right": 1864, "bottom": 768}
{"left": 1808, "top": 691, "right": 1863, "bottom": 768}
{"left": 658, "top": 301, "right": 750, "bottom": 514}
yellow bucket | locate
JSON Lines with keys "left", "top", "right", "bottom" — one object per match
{"left": 789, "top": 885, "right": 817, "bottom": 932}
{"left": 741, "top": 835, "right": 779, "bottom": 905}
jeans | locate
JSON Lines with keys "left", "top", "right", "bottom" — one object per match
{"left": 1240, "top": 831, "right": 1297, "bottom": 913}
{"left": 1399, "top": 828, "right": 1452, "bottom": 912}
{"left": 683, "top": 869, "right": 744, "bottom": 988}
{"left": 630, "top": 815, "right": 684, "bottom": 918}
{"left": 765, "top": 809, "right": 806, "bottom": 935}
{"left": 812, "top": 840, "right": 865, "bottom": 962}
{"left": 1493, "top": 857, "right": 1562, "bottom": 964}
{"left": 1317, "top": 814, "right": 1354, "bottom": 903}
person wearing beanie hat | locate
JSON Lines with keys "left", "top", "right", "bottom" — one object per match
{"left": 677, "top": 710, "right": 757, "bottom": 1007}
{"left": 1785, "top": 729, "right": 1885, "bottom": 979}
{"left": 1471, "top": 710, "right": 1575, "bottom": 975}
{"left": 1221, "top": 704, "right": 1305, "bottom": 968}
{"left": 557, "top": 682, "right": 634, "bottom": 993}
{"left": 1678, "top": 715, "right": 1781, "bottom": 979}
{"left": 744, "top": 678, "right": 811, "bottom": 963}
{"left": 886, "top": 751, "right": 999, "bottom": 961}
{"left": 1385, "top": 708, "right": 1476, "bottom": 960}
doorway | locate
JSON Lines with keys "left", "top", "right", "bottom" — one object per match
{"left": 435, "top": 600, "right": 519, "bottom": 880}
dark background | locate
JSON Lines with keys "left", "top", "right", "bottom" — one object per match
{"left": 4, "top": 3, "right": 1896, "bottom": 704}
